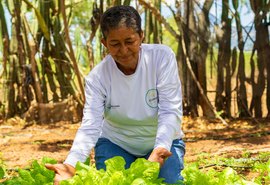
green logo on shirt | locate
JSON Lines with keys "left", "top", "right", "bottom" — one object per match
{"left": 145, "top": 89, "right": 158, "bottom": 108}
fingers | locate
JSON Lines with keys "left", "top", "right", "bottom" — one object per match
{"left": 148, "top": 147, "right": 173, "bottom": 167}
{"left": 162, "top": 150, "right": 172, "bottom": 158}
{"left": 45, "top": 164, "right": 60, "bottom": 185}
{"left": 45, "top": 164, "right": 58, "bottom": 173}
{"left": 53, "top": 174, "right": 62, "bottom": 185}
{"left": 45, "top": 163, "right": 75, "bottom": 185}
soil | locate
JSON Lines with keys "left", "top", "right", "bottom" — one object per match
{"left": 0, "top": 117, "right": 269, "bottom": 177}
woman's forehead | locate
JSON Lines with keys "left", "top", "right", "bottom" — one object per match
{"left": 105, "top": 26, "right": 138, "bottom": 39}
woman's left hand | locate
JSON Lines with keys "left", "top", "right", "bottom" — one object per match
{"left": 148, "top": 147, "right": 172, "bottom": 167}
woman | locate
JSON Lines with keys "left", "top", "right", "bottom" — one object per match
{"left": 46, "top": 5, "right": 185, "bottom": 184}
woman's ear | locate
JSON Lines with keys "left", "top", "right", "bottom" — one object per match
{"left": 101, "top": 38, "right": 107, "bottom": 48}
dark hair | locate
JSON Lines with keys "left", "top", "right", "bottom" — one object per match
{"left": 100, "top": 5, "right": 142, "bottom": 38}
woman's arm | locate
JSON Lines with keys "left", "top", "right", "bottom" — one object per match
{"left": 64, "top": 75, "right": 106, "bottom": 167}
{"left": 45, "top": 74, "right": 106, "bottom": 184}
{"left": 150, "top": 48, "right": 183, "bottom": 164}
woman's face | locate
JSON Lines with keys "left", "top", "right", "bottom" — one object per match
{"left": 101, "top": 26, "right": 143, "bottom": 74}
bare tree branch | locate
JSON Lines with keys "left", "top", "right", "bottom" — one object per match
{"left": 138, "top": 0, "right": 180, "bottom": 39}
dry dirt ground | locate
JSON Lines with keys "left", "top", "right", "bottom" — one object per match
{"left": 0, "top": 117, "right": 269, "bottom": 171}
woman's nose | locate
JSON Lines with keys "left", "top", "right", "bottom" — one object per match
{"left": 119, "top": 44, "right": 128, "bottom": 54}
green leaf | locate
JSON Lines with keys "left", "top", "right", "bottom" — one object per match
{"left": 217, "top": 167, "right": 239, "bottom": 184}
{"left": 83, "top": 157, "right": 90, "bottom": 165}
{"left": 22, "top": 0, "right": 50, "bottom": 41}
{"left": 60, "top": 175, "right": 83, "bottom": 185}
{"left": 142, "top": 161, "right": 160, "bottom": 181}
{"left": 131, "top": 178, "right": 148, "bottom": 185}
{"left": 0, "top": 166, "right": 5, "bottom": 179}
{"left": 18, "top": 169, "right": 35, "bottom": 184}
{"left": 105, "top": 156, "right": 126, "bottom": 176}
{"left": 182, "top": 163, "right": 214, "bottom": 185}
{"left": 75, "top": 161, "right": 91, "bottom": 172}
{"left": 108, "top": 171, "right": 126, "bottom": 185}
{"left": 41, "top": 157, "right": 58, "bottom": 165}
{"left": 30, "top": 160, "right": 55, "bottom": 183}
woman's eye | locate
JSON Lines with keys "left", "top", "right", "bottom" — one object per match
{"left": 110, "top": 43, "right": 120, "bottom": 47}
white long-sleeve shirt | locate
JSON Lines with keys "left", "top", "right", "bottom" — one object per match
{"left": 65, "top": 44, "right": 184, "bottom": 167}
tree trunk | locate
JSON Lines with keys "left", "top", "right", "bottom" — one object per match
{"left": 232, "top": 0, "right": 249, "bottom": 117}
{"left": 215, "top": 0, "right": 231, "bottom": 117}
{"left": 29, "top": 43, "right": 43, "bottom": 103}
{"left": 267, "top": 51, "right": 270, "bottom": 117}
{"left": 7, "top": 59, "right": 16, "bottom": 118}
{"left": 174, "top": 1, "right": 188, "bottom": 115}
{"left": 181, "top": 0, "right": 198, "bottom": 117}
{"left": 0, "top": 2, "right": 10, "bottom": 118}
{"left": 144, "top": 8, "right": 153, "bottom": 43}
{"left": 197, "top": 0, "right": 215, "bottom": 117}
{"left": 6, "top": 0, "right": 30, "bottom": 117}
{"left": 152, "top": 0, "right": 161, "bottom": 43}
{"left": 15, "top": 0, "right": 31, "bottom": 114}
{"left": 88, "top": 2, "right": 101, "bottom": 70}
{"left": 252, "top": 20, "right": 267, "bottom": 118}
{"left": 249, "top": 0, "right": 269, "bottom": 118}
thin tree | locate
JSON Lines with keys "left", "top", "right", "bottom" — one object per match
{"left": 249, "top": 0, "right": 269, "bottom": 118}
{"left": 215, "top": 0, "right": 232, "bottom": 117}
{"left": 197, "top": 0, "right": 215, "bottom": 117}
{"left": 232, "top": 0, "right": 249, "bottom": 117}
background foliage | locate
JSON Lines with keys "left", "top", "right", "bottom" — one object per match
{"left": 0, "top": 0, "right": 269, "bottom": 123}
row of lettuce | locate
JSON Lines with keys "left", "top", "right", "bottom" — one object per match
{"left": 0, "top": 155, "right": 269, "bottom": 185}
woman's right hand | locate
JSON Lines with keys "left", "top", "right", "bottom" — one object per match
{"left": 45, "top": 163, "right": 75, "bottom": 185}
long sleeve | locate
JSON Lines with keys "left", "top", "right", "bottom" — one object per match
{"left": 154, "top": 50, "right": 183, "bottom": 151}
{"left": 64, "top": 74, "right": 106, "bottom": 167}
